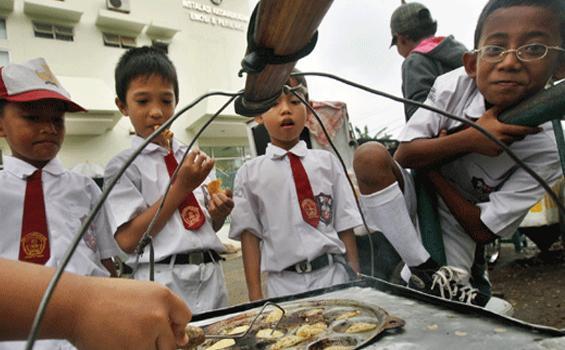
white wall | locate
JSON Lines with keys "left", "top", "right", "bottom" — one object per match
{"left": 0, "top": 0, "right": 250, "bottom": 169}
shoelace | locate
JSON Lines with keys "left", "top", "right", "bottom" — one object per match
{"left": 453, "top": 285, "right": 479, "bottom": 304}
{"left": 430, "top": 267, "right": 456, "bottom": 299}
{"left": 430, "top": 266, "right": 468, "bottom": 300}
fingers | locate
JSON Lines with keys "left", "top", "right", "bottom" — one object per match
{"left": 210, "top": 192, "right": 234, "bottom": 216}
{"left": 155, "top": 326, "right": 177, "bottom": 350}
{"left": 185, "top": 150, "right": 198, "bottom": 165}
{"left": 503, "top": 124, "right": 541, "bottom": 137}
{"left": 167, "top": 292, "right": 192, "bottom": 348}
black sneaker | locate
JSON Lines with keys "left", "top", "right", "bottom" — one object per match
{"left": 409, "top": 266, "right": 489, "bottom": 306}
{"left": 451, "top": 284, "right": 490, "bottom": 307}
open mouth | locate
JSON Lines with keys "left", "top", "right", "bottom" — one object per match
{"left": 280, "top": 119, "right": 295, "bottom": 128}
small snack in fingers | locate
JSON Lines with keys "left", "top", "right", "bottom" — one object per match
{"left": 182, "top": 325, "right": 206, "bottom": 349}
{"left": 207, "top": 179, "right": 224, "bottom": 195}
{"left": 154, "top": 124, "right": 174, "bottom": 149}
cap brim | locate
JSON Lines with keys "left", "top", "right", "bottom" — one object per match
{"left": 389, "top": 35, "right": 397, "bottom": 48}
{"left": 3, "top": 89, "right": 87, "bottom": 112}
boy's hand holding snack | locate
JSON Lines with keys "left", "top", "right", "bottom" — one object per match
{"left": 174, "top": 150, "right": 214, "bottom": 194}
{"left": 207, "top": 179, "right": 235, "bottom": 223}
{"left": 466, "top": 107, "right": 540, "bottom": 157}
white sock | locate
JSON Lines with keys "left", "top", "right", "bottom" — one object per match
{"left": 360, "top": 181, "right": 430, "bottom": 267}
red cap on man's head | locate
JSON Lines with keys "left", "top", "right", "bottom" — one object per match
{"left": 0, "top": 58, "right": 86, "bottom": 112}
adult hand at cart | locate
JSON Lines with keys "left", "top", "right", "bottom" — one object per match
{"left": 0, "top": 258, "right": 192, "bottom": 350}
{"left": 70, "top": 277, "right": 192, "bottom": 350}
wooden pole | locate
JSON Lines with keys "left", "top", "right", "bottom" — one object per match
{"left": 236, "top": 0, "right": 333, "bottom": 116}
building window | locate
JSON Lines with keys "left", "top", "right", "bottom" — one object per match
{"left": 152, "top": 40, "right": 169, "bottom": 54}
{"left": 102, "top": 33, "right": 136, "bottom": 48}
{"left": 0, "top": 51, "right": 9, "bottom": 66}
{"left": 0, "top": 19, "right": 6, "bottom": 40}
{"left": 33, "top": 22, "right": 74, "bottom": 41}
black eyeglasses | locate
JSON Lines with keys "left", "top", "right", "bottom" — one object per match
{"left": 472, "top": 43, "right": 565, "bottom": 63}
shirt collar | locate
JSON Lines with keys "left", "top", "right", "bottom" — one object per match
{"left": 266, "top": 140, "right": 308, "bottom": 160}
{"left": 2, "top": 155, "right": 65, "bottom": 179}
{"left": 131, "top": 134, "right": 179, "bottom": 155}
{"left": 464, "top": 88, "right": 487, "bottom": 120}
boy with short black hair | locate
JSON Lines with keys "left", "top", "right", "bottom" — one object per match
{"left": 105, "top": 46, "right": 233, "bottom": 313}
{"left": 229, "top": 73, "right": 362, "bottom": 300}
{"left": 0, "top": 58, "right": 121, "bottom": 349}
{"left": 355, "top": 0, "right": 565, "bottom": 306}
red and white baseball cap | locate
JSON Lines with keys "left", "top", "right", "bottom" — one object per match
{"left": 0, "top": 57, "right": 86, "bottom": 112}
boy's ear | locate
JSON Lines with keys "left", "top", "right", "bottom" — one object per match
{"left": 554, "top": 56, "right": 565, "bottom": 81}
{"left": 115, "top": 97, "right": 128, "bottom": 116}
{"left": 463, "top": 52, "right": 478, "bottom": 79}
{"left": 254, "top": 115, "right": 264, "bottom": 124}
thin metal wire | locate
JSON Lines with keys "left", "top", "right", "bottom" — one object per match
{"left": 292, "top": 71, "right": 565, "bottom": 218}
{"left": 24, "top": 90, "right": 242, "bottom": 350}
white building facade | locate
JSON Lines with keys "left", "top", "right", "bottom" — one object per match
{"left": 0, "top": 0, "right": 252, "bottom": 182}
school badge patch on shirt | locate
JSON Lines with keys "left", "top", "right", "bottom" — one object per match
{"left": 316, "top": 193, "right": 333, "bottom": 225}
{"left": 80, "top": 215, "right": 98, "bottom": 252}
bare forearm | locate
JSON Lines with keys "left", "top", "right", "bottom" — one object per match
{"left": 115, "top": 185, "right": 187, "bottom": 253}
{"left": 394, "top": 130, "right": 473, "bottom": 169}
{"left": 0, "top": 259, "right": 81, "bottom": 340}
{"left": 338, "top": 229, "right": 360, "bottom": 273}
{"left": 427, "top": 171, "right": 497, "bottom": 243}
{"left": 0, "top": 258, "right": 193, "bottom": 349}
{"left": 240, "top": 231, "right": 263, "bottom": 301}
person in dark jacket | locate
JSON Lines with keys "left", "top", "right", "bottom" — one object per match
{"left": 390, "top": 2, "right": 467, "bottom": 120}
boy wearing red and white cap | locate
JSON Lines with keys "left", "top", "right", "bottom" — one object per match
{"left": 0, "top": 58, "right": 121, "bottom": 350}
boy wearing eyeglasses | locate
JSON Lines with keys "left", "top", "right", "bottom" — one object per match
{"left": 354, "top": 0, "right": 564, "bottom": 307}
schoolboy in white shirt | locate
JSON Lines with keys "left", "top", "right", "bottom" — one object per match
{"left": 353, "top": 0, "right": 564, "bottom": 306}
{"left": 229, "top": 73, "right": 362, "bottom": 300}
{"left": 0, "top": 58, "right": 121, "bottom": 350}
{"left": 104, "top": 46, "right": 233, "bottom": 313}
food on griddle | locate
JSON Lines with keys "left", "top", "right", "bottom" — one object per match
{"left": 271, "top": 335, "right": 305, "bottom": 350}
{"left": 227, "top": 325, "right": 249, "bottom": 335}
{"left": 182, "top": 325, "right": 206, "bottom": 349}
{"left": 256, "top": 328, "right": 285, "bottom": 339}
{"left": 296, "top": 322, "right": 327, "bottom": 339}
{"left": 344, "top": 322, "right": 377, "bottom": 333}
{"left": 303, "top": 308, "right": 324, "bottom": 318}
{"left": 207, "top": 179, "right": 224, "bottom": 195}
{"left": 335, "top": 310, "right": 361, "bottom": 320}
{"left": 204, "top": 338, "right": 235, "bottom": 350}
{"left": 190, "top": 300, "right": 403, "bottom": 349}
{"left": 265, "top": 308, "right": 284, "bottom": 323}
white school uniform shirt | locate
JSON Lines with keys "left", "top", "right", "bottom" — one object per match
{"left": 398, "top": 67, "right": 561, "bottom": 272}
{"left": 229, "top": 141, "right": 362, "bottom": 273}
{"left": 0, "top": 156, "right": 120, "bottom": 350}
{"left": 104, "top": 136, "right": 225, "bottom": 264}
{"left": 0, "top": 156, "right": 120, "bottom": 275}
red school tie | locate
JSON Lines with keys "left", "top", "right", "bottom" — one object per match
{"left": 19, "top": 170, "right": 51, "bottom": 265}
{"left": 287, "top": 152, "right": 320, "bottom": 228}
{"left": 164, "top": 150, "right": 205, "bottom": 231}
